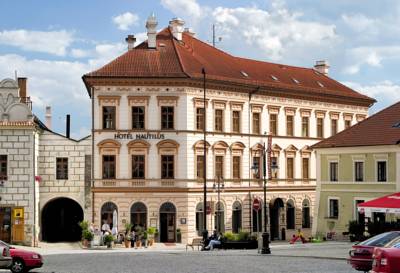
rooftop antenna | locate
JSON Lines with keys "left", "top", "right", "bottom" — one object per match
{"left": 210, "top": 24, "right": 222, "bottom": 47}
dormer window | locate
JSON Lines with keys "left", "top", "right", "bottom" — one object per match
{"left": 271, "top": 75, "right": 279, "bottom": 81}
{"left": 317, "top": 81, "right": 325, "bottom": 88}
{"left": 240, "top": 71, "right": 249, "bottom": 77}
{"left": 292, "top": 78, "right": 300, "bottom": 84}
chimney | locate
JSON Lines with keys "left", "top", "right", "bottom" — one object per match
{"left": 125, "top": 35, "right": 136, "bottom": 50}
{"left": 66, "top": 114, "right": 70, "bottom": 139}
{"left": 314, "top": 60, "right": 330, "bottom": 75}
{"left": 169, "top": 18, "right": 185, "bottom": 41}
{"left": 184, "top": 27, "right": 195, "bottom": 37}
{"left": 17, "top": 77, "right": 27, "bottom": 98}
{"left": 45, "top": 106, "right": 52, "bottom": 129}
{"left": 146, "top": 13, "right": 158, "bottom": 49}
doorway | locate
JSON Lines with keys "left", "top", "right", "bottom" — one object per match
{"left": 41, "top": 198, "right": 83, "bottom": 242}
{"left": 0, "top": 207, "right": 11, "bottom": 243}
{"left": 270, "top": 198, "right": 284, "bottom": 240}
{"left": 159, "top": 202, "right": 176, "bottom": 243}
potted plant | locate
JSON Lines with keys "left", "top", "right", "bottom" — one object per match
{"left": 154, "top": 228, "right": 159, "bottom": 243}
{"left": 104, "top": 234, "right": 115, "bottom": 248}
{"left": 135, "top": 226, "right": 143, "bottom": 248}
{"left": 124, "top": 223, "right": 133, "bottom": 248}
{"left": 82, "top": 229, "right": 94, "bottom": 248}
{"left": 142, "top": 231, "right": 148, "bottom": 248}
{"left": 176, "top": 228, "right": 182, "bottom": 243}
{"left": 147, "top": 227, "right": 156, "bottom": 246}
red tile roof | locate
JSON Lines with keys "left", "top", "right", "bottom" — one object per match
{"left": 84, "top": 28, "right": 375, "bottom": 106}
{"left": 312, "top": 101, "right": 400, "bottom": 149}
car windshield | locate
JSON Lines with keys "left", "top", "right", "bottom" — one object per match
{"left": 359, "top": 232, "right": 400, "bottom": 247}
{"left": 0, "top": 240, "right": 9, "bottom": 248}
{"left": 393, "top": 242, "right": 400, "bottom": 249}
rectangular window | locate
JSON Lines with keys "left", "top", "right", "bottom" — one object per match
{"left": 286, "top": 158, "right": 294, "bottom": 179}
{"left": 102, "top": 155, "right": 116, "bottom": 179}
{"left": 302, "top": 117, "right": 309, "bottom": 137}
{"left": 355, "top": 161, "right": 364, "bottom": 182}
{"left": 329, "top": 162, "right": 338, "bottom": 182}
{"left": 0, "top": 155, "right": 7, "bottom": 180}
{"left": 232, "top": 111, "right": 240, "bottom": 133}
{"left": 302, "top": 158, "right": 309, "bottom": 179}
{"left": 215, "top": 156, "right": 224, "bottom": 178}
{"left": 317, "top": 118, "right": 324, "bottom": 138}
{"left": 196, "top": 155, "right": 204, "bottom": 179}
{"left": 56, "top": 157, "right": 68, "bottom": 180}
{"left": 252, "top": 156, "right": 261, "bottom": 179}
{"left": 345, "top": 120, "right": 351, "bottom": 129}
{"left": 286, "top": 115, "right": 294, "bottom": 136}
{"left": 377, "top": 161, "right": 387, "bottom": 182}
{"left": 252, "top": 113, "right": 260, "bottom": 134}
{"left": 355, "top": 200, "right": 365, "bottom": 223}
{"left": 196, "top": 108, "right": 205, "bottom": 130}
{"left": 271, "top": 157, "right": 278, "bottom": 179}
{"left": 132, "top": 155, "right": 145, "bottom": 179}
{"left": 215, "top": 109, "right": 223, "bottom": 131}
{"left": 103, "top": 106, "right": 116, "bottom": 130}
{"left": 161, "top": 106, "right": 174, "bottom": 129}
{"left": 132, "top": 106, "right": 145, "bottom": 129}
{"left": 270, "top": 114, "right": 277, "bottom": 136}
{"left": 232, "top": 156, "right": 241, "bottom": 179}
{"left": 329, "top": 199, "right": 339, "bottom": 219}
{"left": 331, "top": 119, "right": 338, "bottom": 136}
{"left": 161, "top": 155, "right": 174, "bottom": 179}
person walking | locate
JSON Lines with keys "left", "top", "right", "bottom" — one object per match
{"left": 290, "top": 228, "right": 306, "bottom": 244}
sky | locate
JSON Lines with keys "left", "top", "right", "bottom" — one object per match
{"left": 0, "top": 0, "right": 399, "bottom": 139}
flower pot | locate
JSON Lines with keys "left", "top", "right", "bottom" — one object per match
{"left": 136, "top": 240, "right": 142, "bottom": 248}
{"left": 106, "top": 241, "right": 113, "bottom": 248}
{"left": 148, "top": 239, "right": 153, "bottom": 246}
{"left": 83, "top": 239, "right": 89, "bottom": 248}
{"left": 124, "top": 240, "right": 131, "bottom": 248}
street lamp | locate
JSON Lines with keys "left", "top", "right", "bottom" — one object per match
{"left": 213, "top": 176, "right": 224, "bottom": 233}
{"left": 251, "top": 136, "right": 278, "bottom": 255}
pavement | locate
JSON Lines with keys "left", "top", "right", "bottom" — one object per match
{"left": 11, "top": 241, "right": 353, "bottom": 260}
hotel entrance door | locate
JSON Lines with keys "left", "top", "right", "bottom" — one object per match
{"left": 0, "top": 207, "right": 11, "bottom": 243}
{"left": 159, "top": 202, "right": 176, "bottom": 243}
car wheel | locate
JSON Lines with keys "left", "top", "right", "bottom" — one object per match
{"left": 11, "top": 258, "right": 26, "bottom": 273}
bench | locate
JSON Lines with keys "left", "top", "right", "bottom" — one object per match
{"left": 186, "top": 238, "right": 203, "bottom": 251}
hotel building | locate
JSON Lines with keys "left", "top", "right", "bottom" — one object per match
{"left": 82, "top": 16, "right": 375, "bottom": 243}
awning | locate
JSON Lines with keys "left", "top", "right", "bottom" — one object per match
{"left": 358, "top": 192, "right": 400, "bottom": 214}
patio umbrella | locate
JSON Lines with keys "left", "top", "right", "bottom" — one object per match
{"left": 113, "top": 209, "right": 118, "bottom": 230}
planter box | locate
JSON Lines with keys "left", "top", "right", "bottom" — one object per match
{"left": 223, "top": 240, "right": 258, "bottom": 249}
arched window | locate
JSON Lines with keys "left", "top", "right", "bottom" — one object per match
{"left": 214, "top": 201, "right": 225, "bottom": 233}
{"left": 101, "top": 202, "right": 118, "bottom": 229}
{"left": 286, "top": 199, "right": 295, "bottom": 229}
{"left": 195, "top": 203, "right": 204, "bottom": 236}
{"left": 302, "top": 199, "right": 311, "bottom": 228}
{"left": 252, "top": 199, "right": 262, "bottom": 232}
{"left": 130, "top": 202, "right": 147, "bottom": 229}
{"left": 232, "top": 201, "right": 242, "bottom": 233}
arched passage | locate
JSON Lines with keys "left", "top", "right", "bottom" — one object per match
{"left": 270, "top": 198, "right": 284, "bottom": 240}
{"left": 41, "top": 198, "right": 83, "bottom": 242}
{"left": 130, "top": 202, "right": 147, "bottom": 229}
{"left": 159, "top": 202, "right": 176, "bottom": 243}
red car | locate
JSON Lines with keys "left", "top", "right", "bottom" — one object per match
{"left": 348, "top": 231, "right": 400, "bottom": 272}
{"left": 0, "top": 241, "right": 43, "bottom": 273}
{"left": 370, "top": 244, "right": 400, "bottom": 273}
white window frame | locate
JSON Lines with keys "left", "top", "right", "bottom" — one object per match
{"left": 327, "top": 197, "right": 340, "bottom": 219}
{"left": 353, "top": 160, "right": 365, "bottom": 182}
{"left": 374, "top": 154, "right": 388, "bottom": 182}
{"left": 328, "top": 160, "right": 339, "bottom": 182}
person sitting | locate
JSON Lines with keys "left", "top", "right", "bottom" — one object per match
{"left": 204, "top": 230, "right": 222, "bottom": 250}
{"left": 101, "top": 220, "right": 111, "bottom": 235}
{"left": 290, "top": 228, "right": 306, "bottom": 244}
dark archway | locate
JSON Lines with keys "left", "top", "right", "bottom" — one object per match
{"left": 159, "top": 202, "right": 176, "bottom": 243}
{"left": 269, "top": 198, "right": 284, "bottom": 241}
{"left": 232, "top": 201, "right": 242, "bottom": 233}
{"left": 101, "top": 202, "right": 118, "bottom": 230}
{"left": 41, "top": 198, "right": 83, "bottom": 242}
{"left": 130, "top": 202, "right": 147, "bottom": 229}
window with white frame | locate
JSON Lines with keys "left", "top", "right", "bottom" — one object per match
{"left": 354, "top": 161, "right": 364, "bottom": 182}
{"left": 329, "top": 161, "right": 338, "bottom": 182}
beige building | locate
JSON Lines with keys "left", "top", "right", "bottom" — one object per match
{"left": 82, "top": 16, "right": 374, "bottom": 243}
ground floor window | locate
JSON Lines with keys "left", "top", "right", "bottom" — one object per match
{"left": 214, "top": 201, "right": 225, "bottom": 233}
{"left": 252, "top": 199, "right": 262, "bottom": 232}
{"left": 302, "top": 199, "right": 311, "bottom": 228}
{"left": 286, "top": 200, "right": 295, "bottom": 229}
{"left": 101, "top": 201, "right": 118, "bottom": 230}
{"left": 195, "top": 203, "right": 204, "bottom": 236}
{"left": 232, "top": 201, "right": 242, "bottom": 233}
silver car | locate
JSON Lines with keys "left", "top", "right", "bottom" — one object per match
{"left": 0, "top": 244, "right": 12, "bottom": 269}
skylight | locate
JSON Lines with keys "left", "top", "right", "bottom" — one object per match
{"left": 271, "top": 75, "right": 279, "bottom": 81}
{"left": 292, "top": 78, "right": 300, "bottom": 84}
{"left": 317, "top": 81, "right": 325, "bottom": 87}
{"left": 241, "top": 71, "right": 249, "bottom": 77}
{"left": 393, "top": 122, "right": 400, "bottom": 128}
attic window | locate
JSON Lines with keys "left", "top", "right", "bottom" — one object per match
{"left": 271, "top": 75, "right": 279, "bottom": 81}
{"left": 393, "top": 122, "right": 400, "bottom": 128}
{"left": 241, "top": 71, "right": 249, "bottom": 77}
{"left": 292, "top": 78, "right": 300, "bottom": 84}
{"left": 317, "top": 81, "right": 325, "bottom": 87}
{"left": 159, "top": 43, "right": 166, "bottom": 47}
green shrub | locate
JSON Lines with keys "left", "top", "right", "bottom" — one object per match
{"left": 82, "top": 229, "right": 94, "bottom": 241}
{"left": 79, "top": 220, "right": 89, "bottom": 231}
{"left": 237, "top": 231, "right": 249, "bottom": 241}
{"left": 147, "top": 227, "right": 156, "bottom": 235}
{"left": 104, "top": 234, "right": 115, "bottom": 243}
{"left": 224, "top": 232, "right": 236, "bottom": 241}
{"left": 124, "top": 223, "right": 133, "bottom": 234}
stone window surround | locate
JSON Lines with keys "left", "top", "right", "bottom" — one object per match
{"left": 157, "top": 96, "right": 179, "bottom": 130}
{"left": 230, "top": 142, "right": 245, "bottom": 180}
{"left": 98, "top": 95, "right": 121, "bottom": 130}
{"left": 97, "top": 139, "right": 121, "bottom": 180}
{"left": 374, "top": 154, "right": 388, "bottom": 182}
{"left": 327, "top": 196, "right": 340, "bottom": 219}
{"left": 352, "top": 155, "right": 365, "bottom": 182}
{"left": 284, "top": 145, "right": 298, "bottom": 180}
{"left": 212, "top": 100, "right": 226, "bottom": 132}
{"left": 156, "top": 139, "right": 180, "bottom": 180}
{"left": 271, "top": 144, "right": 282, "bottom": 179}
{"left": 193, "top": 98, "right": 209, "bottom": 131}
{"left": 268, "top": 105, "right": 280, "bottom": 135}
{"left": 127, "top": 140, "right": 150, "bottom": 179}
{"left": 128, "top": 96, "right": 150, "bottom": 130}
{"left": 251, "top": 103, "right": 264, "bottom": 134}
{"left": 230, "top": 101, "right": 244, "bottom": 134}
{"left": 300, "top": 146, "right": 312, "bottom": 180}
{"left": 193, "top": 140, "right": 210, "bottom": 180}
{"left": 284, "top": 107, "right": 296, "bottom": 137}
{"left": 0, "top": 154, "right": 8, "bottom": 181}
{"left": 212, "top": 141, "right": 229, "bottom": 178}
{"left": 55, "top": 157, "right": 69, "bottom": 180}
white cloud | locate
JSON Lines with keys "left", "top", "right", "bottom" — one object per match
{"left": 70, "top": 48, "right": 91, "bottom": 58}
{"left": 88, "top": 43, "right": 126, "bottom": 69}
{"left": 343, "top": 80, "right": 400, "bottom": 104}
{"left": 0, "top": 29, "right": 74, "bottom": 56}
{"left": 212, "top": 5, "right": 337, "bottom": 61}
{"left": 112, "top": 12, "right": 139, "bottom": 30}
{"left": 342, "top": 13, "right": 376, "bottom": 33}
{"left": 161, "top": 0, "right": 202, "bottom": 21}
{"left": 343, "top": 46, "right": 400, "bottom": 74}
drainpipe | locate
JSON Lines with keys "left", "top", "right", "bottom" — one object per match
{"left": 33, "top": 131, "right": 37, "bottom": 247}
{"left": 91, "top": 87, "right": 95, "bottom": 224}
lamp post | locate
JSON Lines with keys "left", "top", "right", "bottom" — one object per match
{"left": 251, "top": 134, "right": 278, "bottom": 254}
{"left": 201, "top": 68, "right": 208, "bottom": 241}
{"left": 213, "top": 176, "right": 224, "bottom": 233}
